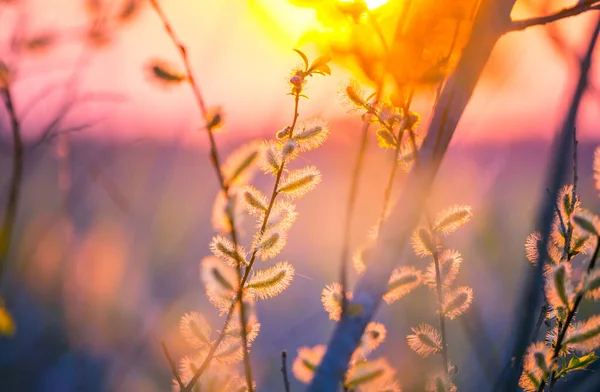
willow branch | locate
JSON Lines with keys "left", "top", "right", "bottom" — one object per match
{"left": 183, "top": 93, "right": 302, "bottom": 392}
{"left": 161, "top": 342, "right": 185, "bottom": 390}
{"left": 507, "top": 0, "right": 600, "bottom": 32}
{"left": 496, "top": 12, "right": 600, "bottom": 392}
{"left": 148, "top": 1, "right": 252, "bottom": 390}
{"left": 539, "top": 235, "right": 600, "bottom": 391}
{"left": 307, "top": 1, "right": 516, "bottom": 389}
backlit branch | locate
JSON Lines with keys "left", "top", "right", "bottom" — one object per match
{"left": 507, "top": 0, "right": 600, "bottom": 32}
{"left": 307, "top": 1, "right": 517, "bottom": 390}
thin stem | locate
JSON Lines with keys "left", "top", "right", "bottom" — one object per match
{"left": 498, "top": 13, "right": 600, "bottom": 391}
{"left": 183, "top": 93, "right": 302, "bottom": 391}
{"left": 538, "top": 235, "right": 600, "bottom": 392}
{"left": 530, "top": 148, "right": 579, "bottom": 344}
{"left": 183, "top": 309, "right": 236, "bottom": 391}
{"left": 565, "top": 128, "right": 579, "bottom": 259}
{"left": 148, "top": 0, "right": 207, "bottom": 116}
{"left": 148, "top": 1, "right": 252, "bottom": 389}
{"left": 340, "top": 10, "right": 392, "bottom": 315}
{"left": 339, "top": 115, "right": 371, "bottom": 315}
{"left": 546, "top": 188, "right": 568, "bottom": 240}
{"left": 281, "top": 350, "right": 291, "bottom": 392}
{"left": 432, "top": 247, "right": 450, "bottom": 373}
{"left": 409, "top": 128, "right": 450, "bottom": 374}
{"left": 340, "top": 86, "right": 386, "bottom": 315}
{"left": 507, "top": 0, "right": 600, "bottom": 33}
{"left": 0, "top": 86, "right": 24, "bottom": 291}
{"left": 161, "top": 342, "right": 185, "bottom": 390}
{"left": 377, "top": 90, "right": 414, "bottom": 236}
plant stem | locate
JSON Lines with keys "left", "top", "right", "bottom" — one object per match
{"left": 183, "top": 93, "right": 301, "bottom": 391}
{"left": 0, "top": 86, "right": 23, "bottom": 292}
{"left": 408, "top": 128, "right": 450, "bottom": 375}
{"left": 148, "top": 1, "right": 252, "bottom": 389}
{"left": 377, "top": 90, "right": 414, "bottom": 235}
{"left": 507, "top": 0, "right": 600, "bottom": 33}
{"left": 309, "top": 2, "right": 515, "bottom": 388}
{"left": 565, "top": 128, "right": 578, "bottom": 258}
{"left": 498, "top": 13, "right": 600, "bottom": 391}
{"left": 281, "top": 350, "right": 291, "bottom": 392}
{"left": 161, "top": 341, "right": 185, "bottom": 390}
{"left": 339, "top": 9, "right": 399, "bottom": 314}
{"left": 537, "top": 235, "right": 600, "bottom": 392}
{"left": 432, "top": 247, "right": 450, "bottom": 373}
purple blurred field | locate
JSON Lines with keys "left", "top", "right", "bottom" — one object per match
{"left": 1, "top": 133, "right": 599, "bottom": 391}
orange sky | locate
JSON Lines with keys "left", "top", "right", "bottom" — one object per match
{"left": 1, "top": 0, "right": 599, "bottom": 145}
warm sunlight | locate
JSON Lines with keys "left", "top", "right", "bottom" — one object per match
{"left": 363, "top": 0, "right": 390, "bottom": 10}
{"left": 338, "top": 0, "right": 390, "bottom": 10}
{"left": 3, "top": 0, "right": 600, "bottom": 391}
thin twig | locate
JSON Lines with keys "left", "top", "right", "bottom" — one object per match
{"left": 148, "top": 1, "right": 253, "bottom": 389}
{"left": 431, "top": 233, "right": 450, "bottom": 373}
{"left": 183, "top": 93, "right": 303, "bottom": 392}
{"left": 538, "top": 235, "right": 600, "bottom": 391}
{"left": 281, "top": 350, "right": 291, "bottom": 392}
{"left": 507, "top": 0, "right": 600, "bottom": 32}
{"left": 546, "top": 188, "right": 568, "bottom": 238}
{"left": 339, "top": 113, "right": 372, "bottom": 315}
{"left": 565, "top": 127, "right": 579, "bottom": 259}
{"left": 161, "top": 341, "right": 185, "bottom": 390}
{"left": 0, "top": 86, "right": 24, "bottom": 292}
{"left": 407, "top": 121, "right": 450, "bottom": 375}
{"left": 496, "top": 12, "right": 600, "bottom": 392}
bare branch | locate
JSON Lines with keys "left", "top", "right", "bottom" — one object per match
{"left": 495, "top": 13, "right": 600, "bottom": 392}
{"left": 507, "top": 0, "right": 600, "bottom": 32}
{"left": 161, "top": 342, "right": 185, "bottom": 390}
{"left": 281, "top": 350, "right": 291, "bottom": 392}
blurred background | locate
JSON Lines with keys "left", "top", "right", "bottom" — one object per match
{"left": 0, "top": 0, "right": 600, "bottom": 391}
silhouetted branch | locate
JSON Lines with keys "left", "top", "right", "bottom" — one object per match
{"left": 507, "top": 0, "right": 600, "bottom": 32}
{"left": 161, "top": 341, "right": 185, "bottom": 390}
{"left": 495, "top": 12, "right": 600, "bottom": 392}
{"left": 281, "top": 350, "right": 291, "bottom": 392}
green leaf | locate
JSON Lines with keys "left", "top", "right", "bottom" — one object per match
{"left": 293, "top": 49, "right": 309, "bottom": 70}
{"left": 558, "top": 352, "right": 599, "bottom": 378}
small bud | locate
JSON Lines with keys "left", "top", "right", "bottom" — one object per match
{"left": 206, "top": 107, "right": 223, "bottom": 131}
{"left": 276, "top": 126, "right": 291, "bottom": 140}
{"left": 290, "top": 74, "right": 303, "bottom": 87}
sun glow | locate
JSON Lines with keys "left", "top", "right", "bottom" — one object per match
{"left": 364, "top": 0, "right": 390, "bottom": 10}
{"left": 338, "top": 0, "right": 390, "bottom": 10}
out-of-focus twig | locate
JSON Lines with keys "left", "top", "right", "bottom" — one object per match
{"left": 147, "top": 1, "right": 253, "bottom": 390}
{"left": 161, "top": 341, "right": 185, "bottom": 391}
{"left": 507, "top": 0, "right": 600, "bottom": 32}
{"left": 496, "top": 12, "right": 600, "bottom": 392}
{"left": 0, "top": 86, "right": 23, "bottom": 292}
{"left": 281, "top": 350, "right": 291, "bottom": 392}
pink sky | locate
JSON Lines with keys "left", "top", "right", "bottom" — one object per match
{"left": 1, "top": 0, "right": 599, "bottom": 145}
